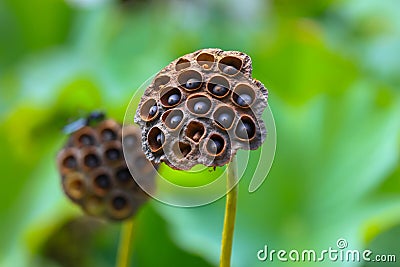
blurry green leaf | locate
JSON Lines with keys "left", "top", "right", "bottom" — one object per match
{"left": 252, "top": 19, "right": 358, "bottom": 104}
{"left": 0, "top": 0, "right": 72, "bottom": 69}
{"left": 133, "top": 204, "right": 215, "bottom": 267}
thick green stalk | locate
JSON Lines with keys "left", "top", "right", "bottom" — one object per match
{"left": 219, "top": 157, "right": 238, "bottom": 267}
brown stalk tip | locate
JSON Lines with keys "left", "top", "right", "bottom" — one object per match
{"left": 134, "top": 48, "right": 268, "bottom": 170}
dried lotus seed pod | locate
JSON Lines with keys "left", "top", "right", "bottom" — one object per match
{"left": 134, "top": 48, "right": 268, "bottom": 170}
{"left": 56, "top": 113, "right": 156, "bottom": 221}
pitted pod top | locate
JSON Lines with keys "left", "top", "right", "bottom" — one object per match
{"left": 134, "top": 48, "right": 268, "bottom": 170}
{"left": 57, "top": 118, "right": 156, "bottom": 221}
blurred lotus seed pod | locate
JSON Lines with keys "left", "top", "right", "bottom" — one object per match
{"left": 57, "top": 114, "right": 156, "bottom": 221}
{"left": 135, "top": 48, "right": 268, "bottom": 170}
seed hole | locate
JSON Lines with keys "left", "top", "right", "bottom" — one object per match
{"left": 206, "top": 134, "right": 225, "bottom": 156}
{"left": 147, "top": 127, "right": 165, "bottom": 152}
{"left": 116, "top": 167, "right": 132, "bottom": 183}
{"left": 235, "top": 116, "right": 256, "bottom": 140}
{"left": 154, "top": 75, "right": 170, "bottom": 89}
{"left": 218, "top": 56, "right": 243, "bottom": 75}
{"left": 64, "top": 173, "right": 85, "bottom": 200}
{"left": 179, "top": 142, "right": 191, "bottom": 158}
{"left": 186, "top": 121, "right": 206, "bottom": 143}
{"left": 196, "top": 53, "right": 215, "bottom": 69}
{"left": 213, "top": 106, "right": 235, "bottom": 129}
{"left": 232, "top": 84, "right": 255, "bottom": 107}
{"left": 79, "top": 134, "right": 95, "bottom": 146}
{"left": 162, "top": 109, "right": 184, "bottom": 130}
{"left": 63, "top": 155, "right": 78, "bottom": 169}
{"left": 84, "top": 154, "right": 101, "bottom": 168}
{"left": 207, "top": 76, "right": 230, "bottom": 98}
{"left": 139, "top": 99, "right": 158, "bottom": 121}
{"left": 101, "top": 129, "right": 117, "bottom": 141}
{"left": 112, "top": 196, "right": 127, "bottom": 210}
{"left": 187, "top": 95, "right": 212, "bottom": 115}
{"left": 105, "top": 148, "right": 121, "bottom": 161}
{"left": 175, "top": 58, "right": 191, "bottom": 71}
{"left": 178, "top": 70, "right": 203, "bottom": 91}
{"left": 94, "top": 174, "right": 111, "bottom": 189}
{"left": 160, "top": 87, "right": 182, "bottom": 108}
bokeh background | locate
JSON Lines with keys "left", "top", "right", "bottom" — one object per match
{"left": 0, "top": 0, "right": 399, "bottom": 266}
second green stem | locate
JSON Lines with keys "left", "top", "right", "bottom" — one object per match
{"left": 219, "top": 157, "right": 238, "bottom": 267}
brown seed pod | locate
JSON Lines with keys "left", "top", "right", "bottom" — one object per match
{"left": 134, "top": 48, "right": 268, "bottom": 170}
{"left": 56, "top": 116, "right": 156, "bottom": 221}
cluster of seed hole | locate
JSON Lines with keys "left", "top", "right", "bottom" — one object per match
{"left": 135, "top": 48, "right": 268, "bottom": 170}
{"left": 57, "top": 119, "right": 155, "bottom": 221}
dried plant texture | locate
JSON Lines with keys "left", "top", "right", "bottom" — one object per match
{"left": 135, "top": 48, "right": 268, "bottom": 170}
{"left": 57, "top": 119, "right": 155, "bottom": 221}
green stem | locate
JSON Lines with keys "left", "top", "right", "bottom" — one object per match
{"left": 116, "top": 219, "right": 135, "bottom": 267}
{"left": 219, "top": 157, "right": 238, "bottom": 267}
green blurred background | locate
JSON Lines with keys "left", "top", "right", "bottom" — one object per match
{"left": 0, "top": 0, "right": 399, "bottom": 266}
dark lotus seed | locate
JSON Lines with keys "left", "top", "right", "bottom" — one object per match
{"left": 84, "top": 154, "right": 100, "bottom": 168}
{"left": 80, "top": 134, "right": 95, "bottom": 146}
{"left": 217, "top": 113, "right": 233, "bottom": 128}
{"left": 169, "top": 114, "right": 182, "bottom": 128}
{"left": 149, "top": 105, "right": 158, "bottom": 117}
{"left": 156, "top": 132, "right": 165, "bottom": 145}
{"left": 236, "top": 93, "right": 252, "bottom": 106}
{"left": 208, "top": 139, "right": 223, "bottom": 154}
{"left": 193, "top": 100, "right": 209, "bottom": 114}
{"left": 64, "top": 156, "right": 77, "bottom": 169}
{"left": 106, "top": 148, "right": 120, "bottom": 161}
{"left": 212, "top": 85, "right": 228, "bottom": 96}
{"left": 95, "top": 174, "right": 111, "bottom": 189}
{"left": 185, "top": 78, "right": 201, "bottom": 89}
{"left": 116, "top": 168, "right": 131, "bottom": 183}
{"left": 102, "top": 129, "right": 116, "bottom": 141}
{"left": 167, "top": 94, "right": 180, "bottom": 105}
{"left": 236, "top": 121, "right": 255, "bottom": 139}
{"left": 112, "top": 196, "right": 127, "bottom": 210}
{"left": 222, "top": 65, "right": 237, "bottom": 75}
